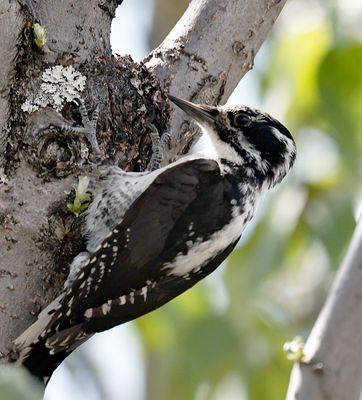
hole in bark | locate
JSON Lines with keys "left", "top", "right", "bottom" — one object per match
{"left": 38, "top": 137, "right": 74, "bottom": 169}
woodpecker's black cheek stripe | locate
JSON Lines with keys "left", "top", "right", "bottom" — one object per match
{"left": 246, "top": 125, "right": 287, "bottom": 166}
{"left": 217, "top": 125, "right": 267, "bottom": 183}
{"left": 217, "top": 125, "right": 246, "bottom": 155}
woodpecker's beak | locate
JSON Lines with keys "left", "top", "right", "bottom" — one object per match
{"left": 168, "top": 95, "right": 217, "bottom": 125}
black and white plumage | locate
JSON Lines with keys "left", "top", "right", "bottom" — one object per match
{"left": 13, "top": 95, "right": 296, "bottom": 382}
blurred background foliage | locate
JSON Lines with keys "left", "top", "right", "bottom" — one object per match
{"left": 12, "top": 0, "right": 360, "bottom": 399}
{"left": 0, "top": 366, "right": 43, "bottom": 400}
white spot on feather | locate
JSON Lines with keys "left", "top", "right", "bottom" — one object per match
{"left": 84, "top": 308, "right": 93, "bottom": 318}
{"left": 129, "top": 292, "right": 135, "bottom": 304}
{"left": 102, "top": 301, "right": 112, "bottom": 315}
{"left": 141, "top": 286, "right": 148, "bottom": 301}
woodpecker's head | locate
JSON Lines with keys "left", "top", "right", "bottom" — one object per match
{"left": 169, "top": 95, "right": 296, "bottom": 189}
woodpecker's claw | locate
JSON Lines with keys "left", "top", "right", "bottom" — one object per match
{"left": 147, "top": 123, "right": 171, "bottom": 171}
{"left": 73, "top": 98, "right": 100, "bottom": 154}
{"left": 59, "top": 98, "right": 100, "bottom": 154}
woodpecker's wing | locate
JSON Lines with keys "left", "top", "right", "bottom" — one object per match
{"left": 16, "top": 158, "right": 241, "bottom": 380}
{"left": 62, "top": 158, "right": 240, "bottom": 324}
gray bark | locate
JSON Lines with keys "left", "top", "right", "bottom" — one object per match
{"left": 0, "top": 1, "right": 23, "bottom": 166}
{"left": 286, "top": 218, "right": 362, "bottom": 400}
{"left": 0, "top": 0, "right": 287, "bottom": 360}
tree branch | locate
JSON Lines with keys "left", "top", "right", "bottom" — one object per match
{"left": 286, "top": 217, "right": 362, "bottom": 400}
{"left": 146, "top": 0, "right": 288, "bottom": 160}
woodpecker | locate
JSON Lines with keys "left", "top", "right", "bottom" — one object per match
{"left": 13, "top": 95, "right": 296, "bottom": 382}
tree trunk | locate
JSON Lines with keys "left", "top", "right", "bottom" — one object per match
{"left": 0, "top": 0, "right": 287, "bottom": 362}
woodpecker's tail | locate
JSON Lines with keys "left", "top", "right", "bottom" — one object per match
{"left": 15, "top": 330, "right": 92, "bottom": 383}
{"left": 12, "top": 294, "right": 91, "bottom": 383}
{"left": 17, "top": 339, "right": 73, "bottom": 383}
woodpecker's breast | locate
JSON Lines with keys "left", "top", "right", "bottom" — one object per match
{"left": 161, "top": 206, "right": 247, "bottom": 277}
{"left": 158, "top": 176, "right": 258, "bottom": 278}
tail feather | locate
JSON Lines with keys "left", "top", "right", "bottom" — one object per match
{"left": 12, "top": 293, "right": 91, "bottom": 383}
{"left": 17, "top": 327, "right": 92, "bottom": 383}
{"left": 14, "top": 294, "right": 65, "bottom": 362}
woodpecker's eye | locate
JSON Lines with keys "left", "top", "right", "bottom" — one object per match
{"left": 232, "top": 113, "right": 250, "bottom": 128}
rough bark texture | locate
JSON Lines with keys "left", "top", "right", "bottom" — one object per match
{"left": 0, "top": 0, "right": 287, "bottom": 361}
{"left": 286, "top": 218, "right": 362, "bottom": 400}
{"left": 0, "top": 1, "right": 23, "bottom": 166}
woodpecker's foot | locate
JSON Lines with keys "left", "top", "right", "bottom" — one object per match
{"left": 147, "top": 123, "right": 171, "bottom": 171}
{"left": 60, "top": 98, "right": 100, "bottom": 154}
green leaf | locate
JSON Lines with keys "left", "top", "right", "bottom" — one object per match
{"left": 67, "top": 176, "right": 92, "bottom": 217}
{"left": 33, "top": 23, "right": 47, "bottom": 50}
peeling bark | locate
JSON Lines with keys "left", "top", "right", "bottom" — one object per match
{"left": 0, "top": 0, "right": 287, "bottom": 362}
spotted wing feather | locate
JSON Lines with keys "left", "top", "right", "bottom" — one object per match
{"left": 16, "top": 158, "right": 243, "bottom": 381}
